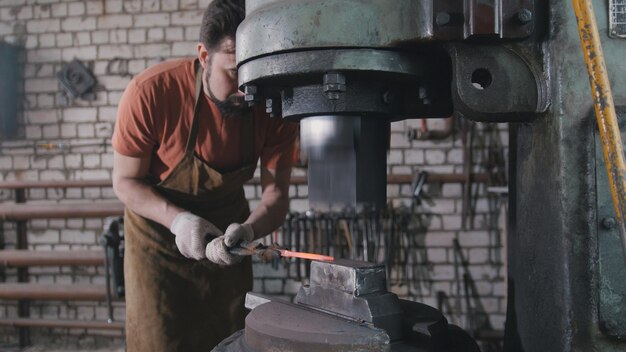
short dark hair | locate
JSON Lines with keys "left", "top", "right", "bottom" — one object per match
{"left": 199, "top": 0, "right": 245, "bottom": 51}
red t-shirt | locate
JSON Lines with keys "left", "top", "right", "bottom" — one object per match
{"left": 112, "top": 58, "right": 298, "bottom": 181}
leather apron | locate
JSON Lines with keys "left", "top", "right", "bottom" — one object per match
{"left": 124, "top": 61, "right": 256, "bottom": 352}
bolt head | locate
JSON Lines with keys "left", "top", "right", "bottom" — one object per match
{"left": 602, "top": 217, "right": 617, "bottom": 229}
{"left": 517, "top": 9, "right": 533, "bottom": 24}
{"left": 436, "top": 12, "right": 451, "bottom": 26}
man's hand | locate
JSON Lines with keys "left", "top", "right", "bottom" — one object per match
{"left": 170, "top": 212, "right": 223, "bottom": 260}
{"left": 205, "top": 223, "right": 254, "bottom": 265}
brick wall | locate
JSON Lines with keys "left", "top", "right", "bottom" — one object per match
{"left": 0, "top": 0, "right": 508, "bottom": 349}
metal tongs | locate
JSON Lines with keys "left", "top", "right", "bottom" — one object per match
{"left": 229, "top": 241, "right": 334, "bottom": 263}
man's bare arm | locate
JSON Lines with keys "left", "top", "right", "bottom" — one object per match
{"left": 244, "top": 166, "right": 291, "bottom": 239}
{"left": 112, "top": 151, "right": 183, "bottom": 229}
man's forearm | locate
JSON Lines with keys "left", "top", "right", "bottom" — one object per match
{"left": 113, "top": 178, "right": 183, "bottom": 229}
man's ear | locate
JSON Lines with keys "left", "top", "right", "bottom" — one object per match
{"left": 197, "top": 43, "right": 210, "bottom": 69}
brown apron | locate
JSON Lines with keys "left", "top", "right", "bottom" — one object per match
{"left": 124, "top": 61, "right": 256, "bottom": 352}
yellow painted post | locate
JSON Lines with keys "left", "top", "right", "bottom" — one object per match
{"left": 573, "top": 0, "right": 626, "bottom": 265}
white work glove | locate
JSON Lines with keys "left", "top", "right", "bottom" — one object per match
{"left": 170, "top": 212, "right": 223, "bottom": 260}
{"left": 205, "top": 223, "right": 255, "bottom": 265}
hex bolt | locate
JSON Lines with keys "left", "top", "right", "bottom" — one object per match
{"left": 244, "top": 85, "right": 258, "bottom": 106}
{"left": 436, "top": 12, "right": 451, "bottom": 27}
{"left": 517, "top": 8, "right": 533, "bottom": 25}
{"left": 323, "top": 72, "right": 346, "bottom": 100}
{"left": 601, "top": 216, "right": 617, "bottom": 230}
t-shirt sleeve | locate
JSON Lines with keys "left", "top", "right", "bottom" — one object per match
{"left": 111, "top": 79, "right": 158, "bottom": 158}
{"left": 261, "top": 118, "right": 299, "bottom": 171}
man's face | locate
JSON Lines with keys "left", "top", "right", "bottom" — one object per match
{"left": 197, "top": 38, "right": 248, "bottom": 117}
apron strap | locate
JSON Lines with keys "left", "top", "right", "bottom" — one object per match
{"left": 185, "top": 60, "right": 204, "bottom": 155}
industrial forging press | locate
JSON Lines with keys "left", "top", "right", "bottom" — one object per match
{"left": 216, "top": 1, "right": 626, "bottom": 351}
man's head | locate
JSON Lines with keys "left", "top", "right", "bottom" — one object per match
{"left": 197, "top": 0, "right": 247, "bottom": 117}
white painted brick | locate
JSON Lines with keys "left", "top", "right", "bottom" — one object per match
{"left": 425, "top": 149, "right": 446, "bottom": 165}
{"left": 60, "top": 228, "right": 97, "bottom": 244}
{"left": 66, "top": 218, "right": 84, "bottom": 229}
{"left": 426, "top": 199, "right": 456, "bottom": 214}
{"left": 82, "top": 154, "right": 100, "bottom": 168}
{"left": 447, "top": 149, "right": 463, "bottom": 164}
{"left": 289, "top": 198, "right": 309, "bottom": 212}
{"left": 128, "top": 59, "right": 146, "bottom": 74}
{"left": 128, "top": 28, "right": 146, "bottom": 43}
{"left": 15, "top": 6, "right": 33, "bottom": 20}
{"left": 99, "top": 106, "right": 118, "bottom": 122}
{"left": 0, "top": 157, "right": 13, "bottom": 170}
{"left": 27, "top": 48, "right": 61, "bottom": 63}
{"left": 13, "top": 155, "right": 30, "bottom": 170}
{"left": 184, "top": 26, "right": 200, "bottom": 40}
{"left": 98, "top": 44, "right": 132, "bottom": 59}
{"left": 108, "top": 29, "right": 127, "bottom": 44}
{"left": 39, "top": 170, "right": 65, "bottom": 180}
{"left": 105, "top": 0, "right": 123, "bottom": 13}
{"left": 424, "top": 232, "right": 455, "bottom": 247}
{"left": 36, "top": 63, "right": 54, "bottom": 77}
{"left": 61, "top": 16, "right": 96, "bottom": 31}
{"left": 180, "top": 0, "right": 197, "bottom": 9}
{"left": 25, "top": 125, "right": 42, "bottom": 139}
{"left": 171, "top": 10, "right": 202, "bottom": 25}
{"left": 134, "top": 43, "right": 171, "bottom": 58}
{"left": 165, "top": 27, "right": 183, "bottom": 41}
{"left": 442, "top": 184, "right": 462, "bottom": 197}
{"left": 67, "top": 2, "right": 85, "bottom": 16}
{"left": 390, "top": 120, "right": 405, "bottom": 132}
{"left": 427, "top": 248, "right": 448, "bottom": 263}
{"left": 147, "top": 28, "right": 164, "bottom": 42}
{"left": 25, "top": 78, "right": 58, "bottom": 93}
{"left": 33, "top": 4, "right": 51, "bottom": 18}
{"left": 62, "top": 46, "right": 97, "bottom": 61}
{"left": 43, "top": 125, "right": 60, "bottom": 139}
{"left": 405, "top": 150, "right": 423, "bottom": 164}
{"left": 97, "top": 14, "right": 132, "bottom": 29}
{"left": 77, "top": 123, "right": 95, "bottom": 138}
{"left": 162, "top": 0, "right": 179, "bottom": 11}
{"left": 94, "top": 122, "right": 112, "bottom": 138}
{"left": 297, "top": 185, "right": 308, "bottom": 197}
{"left": 390, "top": 132, "right": 410, "bottom": 148}
{"left": 0, "top": 22, "right": 13, "bottom": 36}
{"left": 76, "top": 32, "right": 91, "bottom": 46}
{"left": 56, "top": 33, "right": 72, "bottom": 47}
{"left": 101, "top": 153, "right": 114, "bottom": 168}
{"left": 29, "top": 229, "right": 59, "bottom": 244}
{"left": 120, "top": 0, "right": 142, "bottom": 13}
{"left": 25, "top": 34, "right": 38, "bottom": 48}
{"left": 134, "top": 13, "right": 170, "bottom": 27}
{"left": 47, "top": 155, "right": 64, "bottom": 169}
{"left": 50, "top": 3, "right": 67, "bottom": 17}
{"left": 143, "top": 0, "right": 160, "bottom": 12}
{"left": 91, "top": 30, "right": 108, "bottom": 44}
{"left": 108, "top": 90, "right": 124, "bottom": 105}
{"left": 64, "top": 154, "right": 81, "bottom": 168}
{"left": 63, "top": 107, "right": 97, "bottom": 123}
{"left": 171, "top": 42, "right": 195, "bottom": 56}
{"left": 430, "top": 264, "right": 455, "bottom": 281}
{"left": 60, "top": 123, "right": 77, "bottom": 138}
{"left": 74, "top": 169, "right": 110, "bottom": 180}
{"left": 98, "top": 75, "right": 131, "bottom": 90}
{"left": 458, "top": 231, "right": 490, "bottom": 247}
{"left": 37, "top": 33, "right": 54, "bottom": 48}
{"left": 85, "top": 1, "right": 103, "bottom": 15}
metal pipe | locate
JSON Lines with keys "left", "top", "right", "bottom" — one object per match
{"left": 0, "top": 283, "right": 111, "bottom": 301}
{"left": 15, "top": 189, "right": 29, "bottom": 347}
{"left": 573, "top": 0, "right": 626, "bottom": 265}
{"left": 0, "top": 318, "right": 124, "bottom": 330}
{"left": 0, "top": 173, "right": 492, "bottom": 190}
{"left": 0, "top": 202, "right": 125, "bottom": 221}
{"left": 0, "top": 250, "right": 104, "bottom": 267}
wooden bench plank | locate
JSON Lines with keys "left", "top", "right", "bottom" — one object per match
{"left": 0, "top": 250, "right": 104, "bottom": 267}
{"left": 0, "top": 202, "right": 124, "bottom": 221}
{"left": 0, "top": 284, "right": 111, "bottom": 301}
{"left": 0, "top": 318, "right": 124, "bottom": 330}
